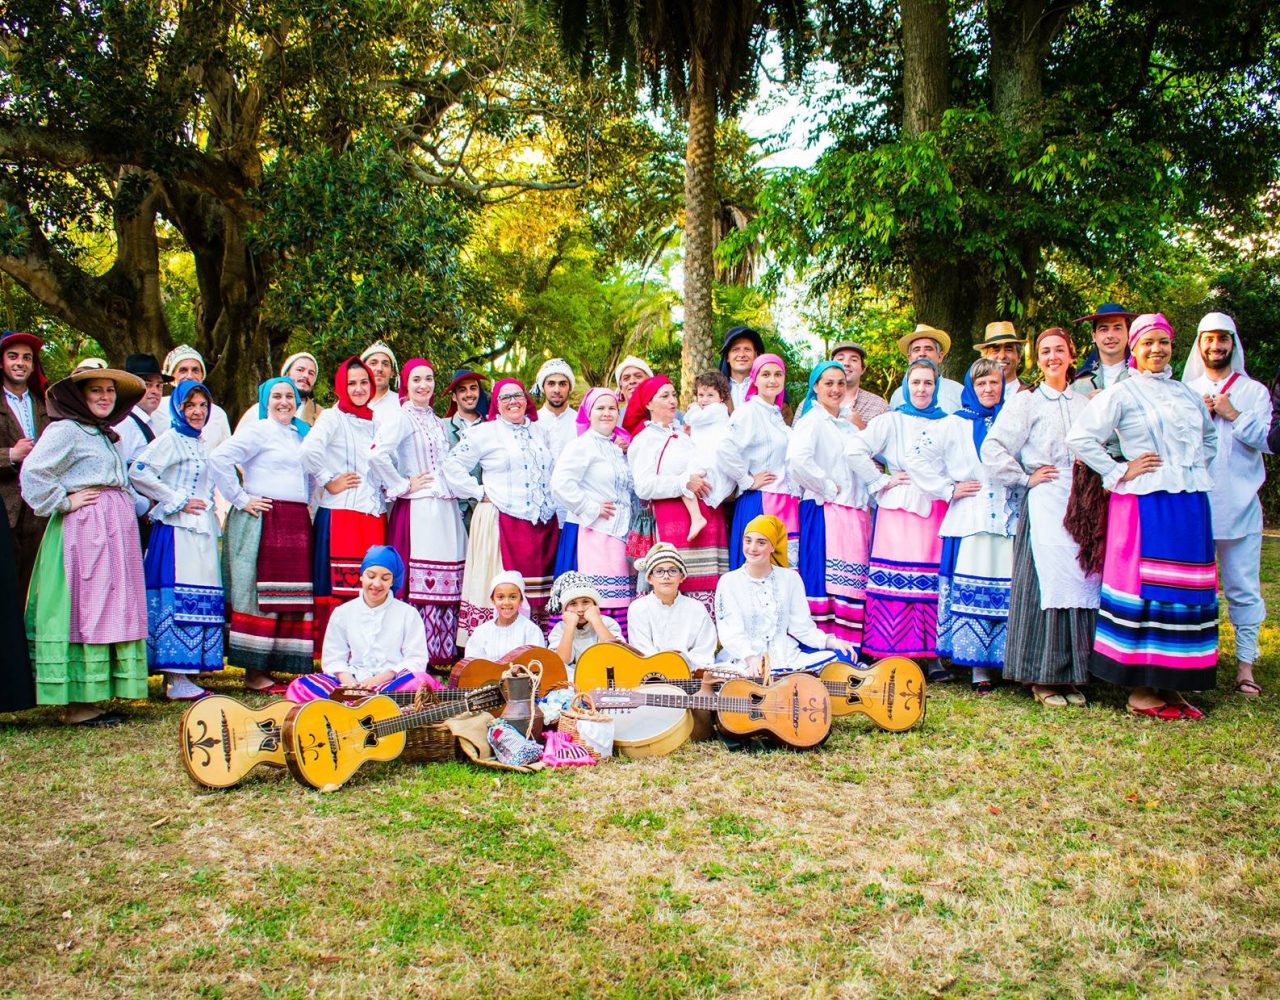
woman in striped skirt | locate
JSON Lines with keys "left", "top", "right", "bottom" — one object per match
{"left": 1067, "top": 313, "right": 1219, "bottom": 720}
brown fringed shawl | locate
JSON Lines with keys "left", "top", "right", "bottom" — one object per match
{"left": 1063, "top": 460, "right": 1109, "bottom": 576}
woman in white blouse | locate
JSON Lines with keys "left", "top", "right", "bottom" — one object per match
{"left": 718, "top": 353, "right": 799, "bottom": 569}
{"left": 550, "top": 387, "right": 635, "bottom": 636}
{"left": 925, "top": 359, "right": 1018, "bottom": 693}
{"left": 211, "top": 377, "right": 315, "bottom": 691}
{"left": 982, "top": 329, "right": 1098, "bottom": 707}
{"left": 1067, "top": 313, "right": 1219, "bottom": 720}
{"left": 370, "top": 358, "right": 466, "bottom": 668}
{"left": 714, "top": 514, "right": 854, "bottom": 676}
{"left": 787, "top": 361, "right": 873, "bottom": 655}
{"left": 130, "top": 380, "right": 224, "bottom": 700}
{"left": 300, "top": 357, "right": 388, "bottom": 655}
{"left": 624, "top": 375, "right": 728, "bottom": 614}
{"left": 443, "top": 378, "right": 559, "bottom": 637}
{"left": 846, "top": 359, "right": 953, "bottom": 676}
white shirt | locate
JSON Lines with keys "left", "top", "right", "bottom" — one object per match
{"left": 714, "top": 567, "right": 831, "bottom": 670}
{"left": 369, "top": 400, "right": 456, "bottom": 501}
{"left": 888, "top": 377, "right": 965, "bottom": 414}
{"left": 441, "top": 418, "right": 557, "bottom": 523}
{"left": 787, "top": 405, "right": 870, "bottom": 508}
{"left": 537, "top": 404, "right": 579, "bottom": 460}
{"left": 627, "top": 593, "right": 718, "bottom": 664}
{"left": 717, "top": 396, "right": 796, "bottom": 495}
{"left": 299, "top": 408, "right": 385, "bottom": 514}
{"left": 1185, "top": 371, "right": 1271, "bottom": 539}
{"left": 322, "top": 595, "right": 428, "bottom": 681}
{"left": 1099, "top": 362, "right": 1128, "bottom": 391}
{"left": 210, "top": 418, "right": 311, "bottom": 509}
{"left": 682, "top": 403, "right": 735, "bottom": 508}
{"left": 368, "top": 391, "right": 400, "bottom": 422}
{"left": 981, "top": 384, "right": 1090, "bottom": 488}
{"left": 628, "top": 422, "right": 698, "bottom": 501}
{"left": 115, "top": 405, "right": 159, "bottom": 516}
{"left": 924, "top": 415, "right": 1019, "bottom": 538}
{"left": 464, "top": 616, "right": 546, "bottom": 659}
{"left": 1067, "top": 371, "right": 1217, "bottom": 495}
{"left": 547, "top": 615, "right": 624, "bottom": 669}
{"left": 129, "top": 429, "right": 219, "bottom": 535}
{"left": 151, "top": 399, "right": 232, "bottom": 451}
{"left": 846, "top": 411, "right": 952, "bottom": 516}
{"left": 728, "top": 376, "right": 751, "bottom": 409}
{"left": 550, "top": 429, "right": 633, "bottom": 537}
{"left": 4, "top": 386, "right": 35, "bottom": 439}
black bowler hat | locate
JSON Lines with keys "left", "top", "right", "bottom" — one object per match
{"left": 123, "top": 353, "right": 173, "bottom": 382}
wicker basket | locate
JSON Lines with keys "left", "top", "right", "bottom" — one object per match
{"left": 403, "top": 722, "right": 465, "bottom": 765}
{"left": 557, "top": 693, "right": 614, "bottom": 762}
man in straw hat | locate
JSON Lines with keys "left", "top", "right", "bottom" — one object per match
{"left": 974, "top": 321, "right": 1029, "bottom": 393}
{"left": 1, "top": 330, "right": 51, "bottom": 591}
{"left": 887, "top": 324, "right": 964, "bottom": 413}
{"left": 830, "top": 340, "right": 888, "bottom": 429}
{"left": 1073, "top": 302, "right": 1138, "bottom": 395}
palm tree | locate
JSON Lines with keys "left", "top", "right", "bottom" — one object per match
{"left": 541, "top": 0, "right": 809, "bottom": 399}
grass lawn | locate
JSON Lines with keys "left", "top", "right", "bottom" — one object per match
{"left": 3, "top": 548, "right": 1279, "bottom": 998}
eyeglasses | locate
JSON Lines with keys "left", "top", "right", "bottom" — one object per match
{"left": 497, "top": 393, "right": 525, "bottom": 403}
{"left": 650, "top": 567, "right": 682, "bottom": 579}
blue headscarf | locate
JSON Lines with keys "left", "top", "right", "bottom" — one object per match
{"left": 955, "top": 366, "right": 1006, "bottom": 452}
{"left": 894, "top": 359, "right": 946, "bottom": 420}
{"left": 169, "top": 379, "right": 212, "bottom": 438}
{"left": 258, "top": 377, "right": 309, "bottom": 438}
{"left": 798, "top": 361, "right": 845, "bottom": 418}
{"left": 359, "top": 545, "right": 405, "bottom": 594}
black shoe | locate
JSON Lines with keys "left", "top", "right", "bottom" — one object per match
{"left": 68, "top": 711, "right": 125, "bottom": 728}
{"left": 926, "top": 664, "right": 953, "bottom": 683}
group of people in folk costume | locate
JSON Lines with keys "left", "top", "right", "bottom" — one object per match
{"left": 0, "top": 302, "right": 1269, "bottom": 727}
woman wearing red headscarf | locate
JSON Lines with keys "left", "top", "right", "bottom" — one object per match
{"left": 300, "top": 357, "right": 388, "bottom": 653}
{"left": 625, "top": 375, "right": 728, "bottom": 614}
{"left": 443, "top": 378, "right": 559, "bottom": 637}
{"left": 370, "top": 358, "right": 466, "bottom": 666}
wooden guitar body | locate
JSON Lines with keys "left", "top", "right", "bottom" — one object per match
{"left": 715, "top": 673, "right": 832, "bottom": 748}
{"left": 447, "top": 645, "right": 568, "bottom": 696}
{"left": 283, "top": 695, "right": 407, "bottom": 789}
{"left": 179, "top": 696, "right": 292, "bottom": 789}
{"left": 818, "top": 657, "right": 926, "bottom": 732}
{"left": 572, "top": 642, "right": 692, "bottom": 691}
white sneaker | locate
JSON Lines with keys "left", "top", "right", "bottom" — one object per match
{"left": 164, "top": 674, "right": 208, "bottom": 701}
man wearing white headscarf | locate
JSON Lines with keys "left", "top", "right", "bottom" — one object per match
{"left": 150, "top": 344, "right": 232, "bottom": 449}
{"left": 360, "top": 340, "right": 399, "bottom": 420}
{"left": 235, "top": 351, "right": 324, "bottom": 431}
{"left": 1182, "top": 311, "right": 1271, "bottom": 698}
{"left": 535, "top": 358, "right": 578, "bottom": 461}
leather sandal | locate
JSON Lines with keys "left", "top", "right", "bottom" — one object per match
{"left": 1234, "top": 679, "right": 1262, "bottom": 698}
{"left": 1033, "top": 686, "right": 1069, "bottom": 708}
{"left": 1126, "top": 702, "right": 1182, "bottom": 721}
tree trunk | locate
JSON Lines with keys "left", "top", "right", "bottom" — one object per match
{"left": 680, "top": 64, "right": 719, "bottom": 406}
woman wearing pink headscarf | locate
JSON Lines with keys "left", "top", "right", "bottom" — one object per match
{"left": 443, "top": 377, "right": 559, "bottom": 637}
{"left": 718, "top": 354, "right": 799, "bottom": 570}
{"left": 370, "top": 358, "right": 466, "bottom": 666}
{"left": 549, "top": 387, "right": 636, "bottom": 636}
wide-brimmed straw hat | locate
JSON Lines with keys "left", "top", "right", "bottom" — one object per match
{"left": 896, "top": 323, "right": 951, "bottom": 357}
{"left": 973, "top": 321, "right": 1025, "bottom": 351}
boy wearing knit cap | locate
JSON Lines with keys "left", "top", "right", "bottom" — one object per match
{"left": 546, "top": 570, "right": 623, "bottom": 676}
{"left": 285, "top": 545, "right": 435, "bottom": 701}
{"left": 627, "top": 543, "right": 718, "bottom": 664}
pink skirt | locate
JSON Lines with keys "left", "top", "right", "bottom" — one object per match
{"left": 64, "top": 489, "right": 147, "bottom": 644}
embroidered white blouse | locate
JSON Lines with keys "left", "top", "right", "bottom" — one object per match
{"left": 981, "top": 384, "right": 1090, "bottom": 487}
{"left": 322, "top": 595, "right": 428, "bottom": 681}
{"left": 464, "top": 616, "right": 547, "bottom": 660}
{"left": 846, "top": 411, "right": 952, "bottom": 516}
{"left": 299, "top": 408, "right": 386, "bottom": 515}
{"left": 627, "top": 592, "right": 718, "bottom": 664}
{"left": 923, "top": 415, "right": 1019, "bottom": 538}
{"left": 1067, "top": 370, "right": 1217, "bottom": 496}
{"left": 209, "top": 417, "right": 312, "bottom": 509}
{"left": 714, "top": 567, "right": 833, "bottom": 669}
{"left": 130, "top": 429, "right": 219, "bottom": 535}
{"left": 628, "top": 421, "right": 698, "bottom": 501}
{"left": 441, "top": 418, "right": 557, "bottom": 523}
{"left": 787, "top": 406, "right": 871, "bottom": 508}
{"left": 369, "top": 401, "right": 456, "bottom": 502}
{"left": 550, "top": 429, "right": 633, "bottom": 538}
{"left": 717, "top": 396, "right": 796, "bottom": 495}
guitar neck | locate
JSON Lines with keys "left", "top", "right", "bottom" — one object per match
{"left": 613, "top": 690, "right": 765, "bottom": 714}
{"left": 373, "top": 689, "right": 501, "bottom": 736}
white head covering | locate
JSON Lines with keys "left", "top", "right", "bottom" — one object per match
{"left": 613, "top": 355, "right": 654, "bottom": 386}
{"left": 162, "top": 344, "right": 205, "bottom": 378}
{"left": 280, "top": 351, "right": 319, "bottom": 378}
{"left": 1182, "top": 311, "right": 1246, "bottom": 383}
{"left": 535, "top": 357, "right": 576, "bottom": 392}
{"left": 360, "top": 340, "right": 398, "bottom": 391}
{"left": 487, "top": 570, "right": 531, "bottom": 616}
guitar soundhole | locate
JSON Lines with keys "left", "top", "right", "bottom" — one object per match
{"left": 255, "top": 720, "right": 280, "bottom": 753}
{"left": 360, "top": 714, "right": 378, "bottom": 748}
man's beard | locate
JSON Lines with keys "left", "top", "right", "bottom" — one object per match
{"left": 1205, "top": 351, "right": 1233, "bottom": 374}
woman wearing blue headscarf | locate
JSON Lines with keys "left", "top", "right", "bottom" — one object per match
{"left": 787, "top": 361, "right": 877, "bottom": 653}
{"left": 211, "top": 377, "right": 316, "bottom": 692}
{"left": 926, "top": 358, "right": 1019, "bottom": 691}
{"left": 130, "top": 379, "right": 225, "bottom": 699}
{"left": 846, "top": 358, "right": 955, "bottom": 672}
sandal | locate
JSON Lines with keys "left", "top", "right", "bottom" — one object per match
{"left": 1127, "top": 702, "right": 1182, "bottom": 721}
{"left": 1033, "top": 686, "right": 1069, "bottom": 708}
{"left": 971, "top": 680, "right": 994, "bottom": 696}
{"left": 65, "top": 711, "right": 125, "bottom": 728}
{"left": 1063, "top": 688, "right": 1088, "bottom": 707}
{"left": 1175, "top": 702, "right": 1205, "bottom": 721}
{"left": 1234, "top": 679, "right": 1262, "bottom": 699}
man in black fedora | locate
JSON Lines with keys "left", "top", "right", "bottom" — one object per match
{"left": 116, "top": 353, "right": 172, "bottom": 546}
{"left": 1072, "top": 303, "right": 1138, "bottom": 395}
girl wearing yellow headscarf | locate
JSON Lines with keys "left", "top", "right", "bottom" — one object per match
{"left": 712, "top": 516, "right": 856, "bottom": 676}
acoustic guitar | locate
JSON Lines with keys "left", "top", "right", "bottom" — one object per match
{"left": 447, "top": 645, "right": 568, "bottom": 696}
{"left": 179, "top": 696, "right": 293, "bottom": 789}
{"left": 588, "top": 672, "right": 832, "bottom": 749}
{"left": 283, "top": 684, "right": 504, "bottom": 790}
{"left": 572, "top": 642, "right": 692, "bottom": 692}
{"left": 818, "top": 657, "right": 926, "bottom": 732}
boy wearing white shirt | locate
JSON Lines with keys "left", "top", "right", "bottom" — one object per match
{"left": 627, "top": 544, "right": 718, "bottom": 664}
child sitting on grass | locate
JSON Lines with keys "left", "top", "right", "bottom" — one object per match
{"left": 464, "top": 571, "right": 547, "bottom": 660}
{"left": 679, "top": 370, "right": 735, "bottom": 539}
{"left": 546, "top": 571, "right": 623, "bottom": 677}
{"left": 286, "top": 546, "right": 436, "bottom": 701}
